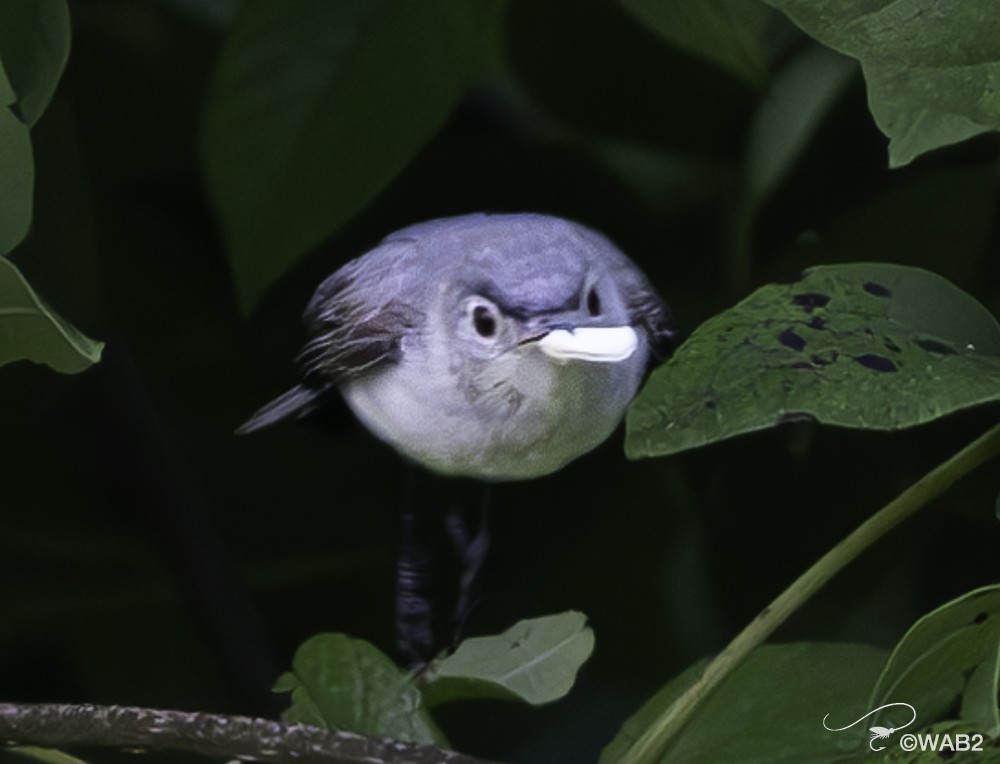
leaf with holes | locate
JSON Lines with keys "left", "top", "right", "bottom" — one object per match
{"left": 627, "top": 263, "right": 1000, "bottom": 458}
{"left": 868, "top": 584, "right": 1000, "bottom": 737}
{"left": 0, "top": 255, "right": 103, "bottom": 373}
{"left": 421, "top": 611, "right": 595, "bottom": 706}
{"left": 763, "top": 0, "right": 1000, "bottom": 167}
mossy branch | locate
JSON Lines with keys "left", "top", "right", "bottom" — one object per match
{"left": 0, "top": 703, "right": 503, "bottom": 764}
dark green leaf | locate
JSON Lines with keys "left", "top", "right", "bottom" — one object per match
{"left": 763, "top": 0, "right": 1000, "bottom": 167}
{"left": 627, "top": 263, "right": 1000, "bottom": 458}
{"left": 599, "top": 659, "right": 706, "bottom": 764}
{"left": 869, "top": 584, "right": 1000, "bottom": 736}
{"left": 0, "top": 0, "right": 71, "bottom": 126}
{"left": 0, "top": 255, "right": 103, "bottom": 373}
{"left": 591, "top": 141, "right": 734, "bottom": 215}
{"left": 201, "top": 0, "right": 493, "bottom": 312}
{"left": 620, "top": 0, "right": 781, "bottom": 88}
{"left": 422, "top": 611, "right": 595, "bottom": 706}
{"left": 275, "top": 632, "right": 443, "bottom": 745}
{"left": 744, "top": 46, "right": 856, "bottom": 204}
{"left": 600, "top": 643, "right": 887, "bottom": 764}
{"left": 0, "top": 60, "right": 32, "bottom": 255}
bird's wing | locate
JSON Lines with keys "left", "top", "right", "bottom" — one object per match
{"left": 237, "top": 241, "right": 424, "bottom": 435}
{"left": 299, "top": 251, "right": 423, "bottom": 384}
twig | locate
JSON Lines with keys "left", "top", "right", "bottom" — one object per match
{"left": 616, "top": 419, "right": 1000, "bottom": 764}
{"left": 0, "top": 703, "right": 504, "bottom": 764}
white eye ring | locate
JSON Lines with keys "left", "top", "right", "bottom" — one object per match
{"left": 467, "top": 299, "right": 502, "bottom": 342}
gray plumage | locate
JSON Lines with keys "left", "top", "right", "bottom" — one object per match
{"left": 239, "top": 212, "right": 674, "bottom": 481}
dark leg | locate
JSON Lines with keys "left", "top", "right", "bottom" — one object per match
{"left": 393, "top": 468, "right": 494, "bottom": 668}
{"left": 395, "top": 465, "right": 437, "bottom": 668}
{"left": 445, "top": 486, "right": 492, "bottom": 647}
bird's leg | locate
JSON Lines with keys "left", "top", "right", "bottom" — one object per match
{"left": 395, "top": 502, "right": 437, "bottom": 668}
{"left": 444, "top": 487, "right": 492, "bottom": 647}
{"left": 396, "top": 463, "right": 440, "bottom": 668}
{"left": 394, "top": 468, "right": 493, "bottom": 668}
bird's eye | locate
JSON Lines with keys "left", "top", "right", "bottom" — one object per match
{"left": 472, "top": 304, "right": 498, "bottom": 338}
{"left": 586, "top": 287, "right": 602, "bottom": 316}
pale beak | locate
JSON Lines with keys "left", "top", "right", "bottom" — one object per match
{"left": 537, "top": 326, "right": 638, "bottom": 362}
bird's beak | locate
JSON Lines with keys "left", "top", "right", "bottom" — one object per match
{"left": 536, "top": 326, "right": 638, "bottom": 363}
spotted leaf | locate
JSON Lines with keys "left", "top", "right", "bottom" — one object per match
{"left": 627, "top": 263, "right": 1000, "bottom": 458}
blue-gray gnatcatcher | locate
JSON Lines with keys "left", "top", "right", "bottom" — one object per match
{"left": 239, "top": 213, "right": 675, "bottom": 480}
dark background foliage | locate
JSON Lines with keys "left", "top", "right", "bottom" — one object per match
{"left": 2, "top": 1, "right": 999, "bottom": 762}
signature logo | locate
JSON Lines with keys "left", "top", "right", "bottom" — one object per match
{"left": 822, "top": 702, "right": 917, "bottom": 751}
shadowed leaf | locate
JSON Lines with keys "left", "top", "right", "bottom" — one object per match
{"left": 0, "top": 0, "right": 70, "bottom": 127}
{"left": 744, "top": 46, "right": 856, "bottom": 204}
{"left": 620, "top": 0, "right": 784, "bottom": 88}
{"left": 202, "top": 0, "right": 493, "bottom": 313}
{"left": 0, "top": 60, "right": 32, "bottom": 255}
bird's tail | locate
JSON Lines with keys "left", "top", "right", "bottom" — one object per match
{"left": 235, "top": 385, "right": 322, "bottom": 435}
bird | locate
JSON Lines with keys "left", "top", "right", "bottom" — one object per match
{"left": 238, "top": 212, "right": 675, "bottom": 481}
{"left": 238, "top": 212, "right": 676, "bottom": 664}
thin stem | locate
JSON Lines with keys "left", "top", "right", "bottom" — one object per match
{"left": 617, "top": 420, "right": 1000, "bottom": 764}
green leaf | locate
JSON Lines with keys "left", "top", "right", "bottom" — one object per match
{"left": 0, "top": 255, "right": 103, "bottom": 373}
{"left": 0, "top": 60, "right": 33, "bottom": 255}
{"left": 5, "top": 748, "right": 91, "bottom": 764}
{"left": 869, "top": 584, "right": 1000, "bottom": 736}
{"left": 201, "top": 0, "right": 493, "bottom": 313}
{"left": 0, "top": 0, "right": 71, "bottom": 126}
{"left": 620, "top": 0, "right": 782, "bottom": 88}
{"left": 422, "top": 611, "right": 595, "bottom": 706}
{"left": 627, "top": 263, "right": 1000, "bottom": 459}
{"left": 763, "top": 0, "right": 1000, "bottom": 167}
{"left": 600, "top": 642, "right": 888, "bottom": 764}
{"left": 275, "top": 632, "right": 444, "bottom": 746}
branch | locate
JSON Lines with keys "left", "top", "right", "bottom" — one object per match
{"left": 0, "top": 703, "right": 504, "bottom": 764}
